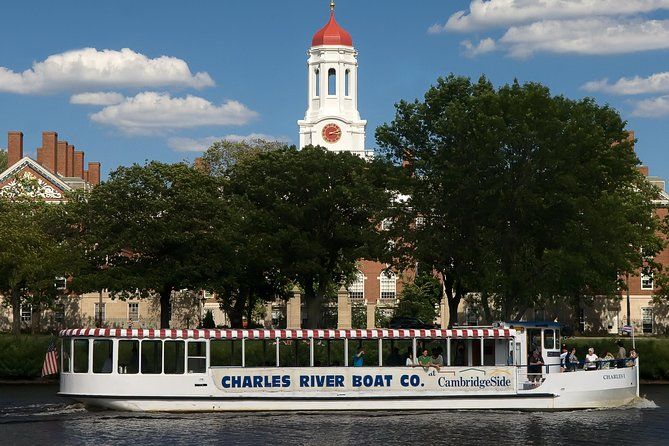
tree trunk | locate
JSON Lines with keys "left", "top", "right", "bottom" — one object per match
{"left": 159, "top": 287, "right": 172, "bottom": 329}
{"left": 304, "top": 281, "right": 321, "bottom": 329}
{"left": 32, "top": 302, "right": 41, "bottom": 335}
{"left": 442, "top": 272, "right": 461, "bottom": 328}
{"left": 11, "top": 288, "right": 21, "bottom": 335}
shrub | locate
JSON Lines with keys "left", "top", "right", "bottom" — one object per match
{"left": 0, "top": 334, "right": 55, "bottom": 379}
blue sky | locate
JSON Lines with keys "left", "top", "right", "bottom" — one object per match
{"left": 1, "top": 0, "right": 669, "bottom": 180}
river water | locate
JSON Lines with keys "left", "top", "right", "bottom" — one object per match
{"left": 0, "top": 384, "right": 665, "bottom": 446}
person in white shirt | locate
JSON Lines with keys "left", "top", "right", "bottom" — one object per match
{"left": 406, "top": 352, "right": 416, "bottom": 367}
{"left": 559, "top": 345, "right": 568, "bottom": 372}
{"left": 584, "top": 348, "right": 599, "bottom": 370}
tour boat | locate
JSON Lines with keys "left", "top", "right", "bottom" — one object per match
{"left": 58, "top": 322, "right": 639, "bottom": 412}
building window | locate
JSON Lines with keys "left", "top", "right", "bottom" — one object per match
{"left": 328, "top": 68, "right": 336, "bottom": 95}
{"left": 415, "top": 216, "right": 425, "bottom": 227}
{"left": 315, "top": 69, "right": 320, "bottom": 97}
{"left": 345, "top": 69, "right": 350, "bottom": 96}
{"left": 20, "top": 305, "right": 32, "bottom": 323}
{"left": 94, "top": 303, "right": 106, "bottom": 322}
{"left": 641, "top": 272, "right": 654, "bottom": 290}
{"left": 128, "top": 302, "right": 139, "bottom": 322}
{"left": 54, "top": 304, "right": 65, "bottom": 323}
{"left": 380, "top": 271, "right": 397, "bottom": 300}
{"left": 348, "top": 271, "right": 365, "bottom": 300}
{"left": 642, "top": 308, "right": 653, "bottom": 334}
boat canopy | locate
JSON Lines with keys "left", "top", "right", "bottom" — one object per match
{"left": 59, "top": 328, "right": 515, "bottom": 340}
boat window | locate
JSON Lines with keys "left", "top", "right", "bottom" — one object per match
{"left": 245, "top": 340, "right": 274, "bottom": 367}
{"left": 279, "top": 340, "right": 310, "bottom": 367}
{"left": 118, "top": 340, "right": 139, "bottom": 374}
{"left": 313, "top": 339, "right": 345, "bottom": 366}
{"left": 187, "top": 341, "right": 206, "bottom": 374}
{"left": 451, "top": 340, "right": 467, "bottom": 366}
{"left": 164, "top": 340, "right": 185, "bottom": 374}
{"left": 527, "top": 329, "right": 541, "bottom": 353}
{"left": 73, "top": 339, "right": 89, "bottom": 373}
{"left": 62, "top": 338, "right": 71, "bottom": 373}
{"left": 383, "top": 339, "right": 412, "bottom": 367}
{"left": 210, "top": 340, "right": 242, "bottom": 367}
{"left": 544, "top": 329, "right": 555, "bottom": 350}
{"left": 93, "top": 340, "right": 113, "bottom": 374}
{"left": 352, "top": 340, "right": 379, "bottom": 367}
{"left": 483, "top": 339, "right": 496, "bottom": 366}
{"left": 141, "top": 340, "right": 162, "bottom": 374}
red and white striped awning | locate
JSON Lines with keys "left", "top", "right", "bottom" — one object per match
{"left": 59, "top": 328, "right": 515, "bottom": 340}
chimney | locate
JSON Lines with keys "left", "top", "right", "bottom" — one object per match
{"left": 73, "top": 150, "right": 85, "bottom": 179}
{"left": 87, "top": 162, "right": 101, "bottom": 186}
{"left": 7, "top": 131, "right": 23, "bottom": 166}
{"left": 66, "top": 144, "right": 75, "bottom": 176}
{"left": 41, "top": 132, "right": 58, "bottom": 173}
{"left": 56, "top": 141, "right": 69, "bottom": 176}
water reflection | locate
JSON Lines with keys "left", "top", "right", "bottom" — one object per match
{"left": 0, "top": 385, "right": 665, "bottom": 446}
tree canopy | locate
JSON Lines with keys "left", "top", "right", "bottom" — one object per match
{"left": 0, "top": 149, "right": 7, "bottom": 172}
{"left": 377, "top": 74, "right": 664, "bottom": 327}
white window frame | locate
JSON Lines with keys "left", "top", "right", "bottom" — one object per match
{"left": 379, "top": 271, "right": 397, "bottom": 301}
{"left": 20, "top": 305, "right": 32, "bottom": 323}
{"left": 381, "top": 218, "right": 392, "bottom": 231}
{"left": 641, "top": 307, "right": 654, "bottom": 334}
{"left": 348, "top": 271, "right": 365, "bottom": 300}
{"left": 128, "top": 302, "right": 139, "bottom": 322}
{"left": 641, "top": 272, "right": 654, "bottom": 290}
{"left": 94, "top": 302, "right": 106, "bottom": 322}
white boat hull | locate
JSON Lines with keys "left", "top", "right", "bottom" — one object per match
{"left": 61, "top": 365, "right": 638, "bottom": 412}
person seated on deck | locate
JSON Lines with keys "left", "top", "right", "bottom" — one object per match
{"left": 454, "top": 343, "right": 466, "bottom": 366}
{"left": 101, "top": 351, "right": 113, "bottom": 374}
{"left": 616, "top": 341, "right": 627, "bottom": 368}
{"left": 353, "top": 347, "right": 365, "bottom": 367}
{"left": 584, "top": 348, "right": 599, "bottom": 371}
{"left": 386, "top": 347, "right": 402, "bottom": 366}
{"left": 528, "top": 349, "right": 544, "bottom": 383}
{"left": 566, "top": 347, "right": 578, "bottom": 372}
{"left": 418, "top": 349, "right": 432, "bottom": 370}
{"left": 406, "top": 351, "right": 417, "bottom": 367}
{"left": 429, "top": 348, "right": 443, "bottom": 371}
{"left": 626, "top": 349, "right": 638, "bottom": 367}
{"left": 600, "top": 351, "right": 615, "bottom": 369}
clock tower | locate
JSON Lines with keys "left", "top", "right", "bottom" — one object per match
{"left": 298, "top": 1, "right": 368, "bottom": 157}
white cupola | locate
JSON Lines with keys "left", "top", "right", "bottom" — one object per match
{"left": 298, "top": 1, "right": 368, "bottom": 157}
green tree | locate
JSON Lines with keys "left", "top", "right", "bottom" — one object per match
{"left": 198, "top": 138, "right": 285, "bottom": 177}
{"left": 395, "top": 274, "right": 442, "bottom": 324}
{"left": 377, "top": 75, "right": 663, "bottom": 326}
{"left": 0, "top": 149, "right": 7, "bottom": 172}
{"left": 0, "top": 177, "right": 72, "bottom": 334}
{"left": 70, "top": 162, "right": 229, "bottom": 329}
{"left": 227, "top": 146, "right": 393, "bottom": 328}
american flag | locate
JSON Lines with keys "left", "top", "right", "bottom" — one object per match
{"left": 41, "top": 338, "right": 59, "bottom": 377}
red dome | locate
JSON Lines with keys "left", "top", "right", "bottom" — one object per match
{"left": 312, "top": 12, "right": 353, "bottom": 47}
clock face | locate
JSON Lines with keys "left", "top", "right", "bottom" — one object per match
{"left": 322, "top": 123, "right": 342, "bottom": 144}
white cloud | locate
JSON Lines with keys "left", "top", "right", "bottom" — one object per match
{"left": 632, "top": 95, "right": 669, "bottom": 117}
{"left": 583, "top": 72, "right": 669, "bottom": 95}
{"left": 432, "top": 0, "right": 669, "bottom": 33}
{"left": 461, "top": 38, "right": 497, "bottom": 57}
{"left": 167, "top": 134, "right": 290, "bottom": 152}
{"left": 495, "top": 18, "right": 669, "bottom": 58}
{"left": 90, "top": 92, "right": 258, "bottom": 135}
{"left": 0, "top": 48, "right": 214, "bottom": 94}
{"left": 70, "top": 92, "right": 125, "bottom": 105}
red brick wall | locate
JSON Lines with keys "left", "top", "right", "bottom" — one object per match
{"left": 40, "top": 132, "right": 58, "bottom": 173}
{"left": 87, "top": 162, "right": 101, "bottom": 186}
{"left": 7, "top": 131, "right": 23, "bottom": 166}
{"left": 56, "top": 141, "right": 68, "bottom": 176}
{"left": 66, "top": 144, "right": 74, "bottom": 177}
{"left": 73, "top": 151, "right": 84, "bottom": 179}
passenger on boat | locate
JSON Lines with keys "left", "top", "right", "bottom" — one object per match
{"left": 429, "top": 348, "right": 443, "bottom": 371}
{"left": 559, "top": 345, "right": 568, "bottom": 372}
{"left": 600, "top": 351, "right": 615, "bottom": 369}
{"left": 102, "top": 351, "right": 113, "bottom": 374}
{"left": 353, "top": 348, "right": 365, "bottom": 367}
{"left": 627, "top": 349, "right": 638, "bottom": 367}
{"left": 386, "top": 347, "right": 403, "bottom": 366}
{"left": 585, "top": 348, "right": 599, "bottom": 370}
{"left": 528, "top": 349, "right": 544, "bottom": 382}
{"left": 406, "top": 351, "right": 416, "bottom": 367}
{"left": 567, "top": 347, "right": 578, "bottom": 372}
{"left": 418, "top": 349, "right": 431, "bottom": 370}
{"left": 454, "top": 343, "right": 466, "bottom": 366}
{"left": 617, "top": 341, "right": 627, "bottom": 368}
